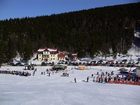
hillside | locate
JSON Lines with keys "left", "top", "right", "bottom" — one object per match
{"left": 0, "top": 3, "right": 140, "bottom": 62}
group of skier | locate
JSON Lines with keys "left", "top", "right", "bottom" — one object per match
{"left": 89, "top": 71, "right": 140, "bottom": 84}
{"left": 91, "top": 71, "right": 114, "bottom": 83}
{"left": 73, "top": 70, "right": 140, "bottom": 84}
{"left": 0, "top": 70, "right": 31, "bottom": 76}
{"left": 40, "top": 69, "right": 52, "bottom": 76}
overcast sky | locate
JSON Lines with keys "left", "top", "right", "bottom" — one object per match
{"left": 0, "top": 0, "right": 139, "bottom": 20}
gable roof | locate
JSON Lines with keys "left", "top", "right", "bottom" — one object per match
{"left": 38, "top": 48, "right": 58, "bottom": 52}
{"left": 37, "top": 48, "right": 46, "bottom": 52}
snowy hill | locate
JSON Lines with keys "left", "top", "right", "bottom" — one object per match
{"left": 0, "top": 66, "right": 140, "bottom": 105}
{"left": 128, "top": 43, "right": 140, "bottom": 55}
{"left": 127, "top": 26, "right": 140, "bottom": 56}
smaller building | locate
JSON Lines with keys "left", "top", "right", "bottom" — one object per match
{"left": 58, "top": 51, "right": 68, "bottom": 61}
{"left": 71, "top": 53, "right": 78, "bottom": 61}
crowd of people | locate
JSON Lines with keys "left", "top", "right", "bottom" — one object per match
{"left": 81, "top": 71, "right": 140, "bottom": 85}
{"left": 0, "top": 70, "right": 31, "bottom": 76}
{"left": 1, "top": 66, "right": 140, "bottom": 85}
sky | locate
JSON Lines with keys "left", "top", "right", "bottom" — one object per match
{"left": 0, "top": 0, "right": 139, "bottom": 20}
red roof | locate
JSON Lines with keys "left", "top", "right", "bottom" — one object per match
{"left": 58, "top": 52, "right": 66, "bottom": 58}
{"left": 72, "top": 53, "right": 78, "bottom": 56}
{"left": 38, "top": 48, "right": 57, "bottom": 52}
{"left": 37, "top": 48, "right": 47, "bottom": 52}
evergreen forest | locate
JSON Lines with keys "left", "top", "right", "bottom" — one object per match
{"left": 0, "top": 2, "right": 140, "bottom": 63}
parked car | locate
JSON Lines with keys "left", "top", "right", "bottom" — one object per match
{"left": 52, "top": 64, "right": 67, "bottom": 70}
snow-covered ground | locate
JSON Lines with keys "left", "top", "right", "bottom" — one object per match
{"left": 0, "top": 66, "right": 140, "bottom": 105}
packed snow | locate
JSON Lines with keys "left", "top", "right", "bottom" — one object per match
{"left": 0, "top": 66, "right": 140, "bottom": 105}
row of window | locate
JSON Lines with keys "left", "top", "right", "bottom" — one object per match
{"left": 50, "top": 58, "right": 56, "bottom": 60}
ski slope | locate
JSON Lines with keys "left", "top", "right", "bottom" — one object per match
{"left": 0, "top": 66, "right": 140, "bottom": 105}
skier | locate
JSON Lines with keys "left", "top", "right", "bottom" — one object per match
{"left": 48, "top": 72, "right": 51, "bottom": 76}
{"left": 74, "top": 78, "right": 77, "bottom": 83}
{"left": 46, "top": 69, "right": 49, "bottom": 74}
{"left": 87, "top": 76, "right": 89, "bottom": 82}
{"left": 93, "top": 76, "right": 95, "bottom": 82}
{"left": 111, "top": 71, "right": 114, "bottom": 75}
{"left": 32, "top": 68, "right": 37, "bottom": 76}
